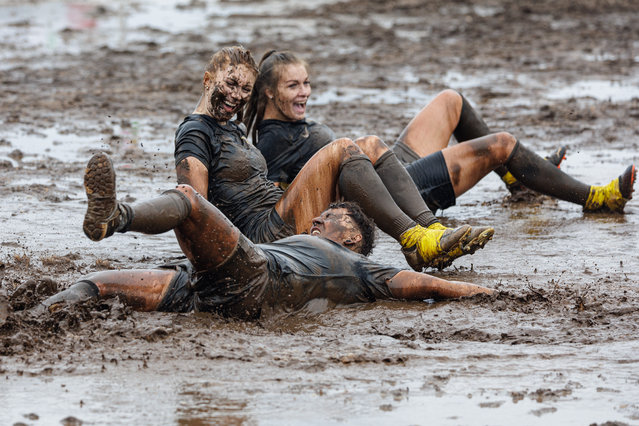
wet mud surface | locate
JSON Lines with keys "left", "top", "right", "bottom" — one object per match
{"left": 1, "top": 0, "right": 639, "bottom": 424}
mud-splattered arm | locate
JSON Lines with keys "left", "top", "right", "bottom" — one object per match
{"left": 176, "top": 157, "right": 209, "bottom": 198}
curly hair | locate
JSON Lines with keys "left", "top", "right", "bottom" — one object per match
{"left": 328, "top": 201, "right": 376, "bottom": 256}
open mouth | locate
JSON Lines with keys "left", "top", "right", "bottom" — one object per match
{"left": 310, "top": 226, "right": 320, "bottom": 236}
{"left": 222, "top": 101, "right": 237, "bottom": 113}
{"left": 292, "top": 102, "right": 306, "bottom": 115}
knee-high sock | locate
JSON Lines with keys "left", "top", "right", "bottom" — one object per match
{"left": 453, "top": 94, "right": 508, "bottom": 179}
{"left": 339, "top": 154, "right": 416, "bottom": 240}
{"left": 42, "top": 280, "right": 99, "bottom": 308}
{"left": 506, "top": 141, "right": 590, "bottom": 204}
{"left": 120, "top": 189, "right": 192, "bottom": 234}
{"left": 374, "top": 150, "right": 438, "bottom": 227}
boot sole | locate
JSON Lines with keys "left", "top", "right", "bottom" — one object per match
{"left": 619, "top": 164, "right": 636, "bottom": 200}
{"left": 462, "top": 227, "right": 495, "bottom": 254}
{"left": 425, "top": 225, "right": 472, "bottom": 270}
{"left": 82, "top": 153, "right": 117, "bottom": 241}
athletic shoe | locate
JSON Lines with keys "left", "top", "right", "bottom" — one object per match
{"left": 583, "top": 164, "right": 636, "bottom": 213}
{"left": 400, "top": 223, "right": 471, "bottom": 271}
{"left": 504, "top": 145, "right": 568, "bottom": 195}
{"left": 430, "top": 225, "right": 494, "bottom": 268}
{"left": 82, "top": 152, "right": 125, "bottom": 241}
{"left": 546, "top": 145, "right": 568, "bottom": 168}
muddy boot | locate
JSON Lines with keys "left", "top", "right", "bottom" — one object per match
{"left": 400, "top": 223, "right": 471, "bottom": 271}
{"left": 441, "top": 225, "right": 495, "bottom": 266}
{"left": 583, "top": 165, "right": 636, "bottom": 213}
{"left": 83, "top": 153, "right": 192, "bottom": 241}
{"left": 83, "top": 153, "right": 131, "bottom": 241}
{"left": 502, "top": 145, "right": 568, "bottom": 197}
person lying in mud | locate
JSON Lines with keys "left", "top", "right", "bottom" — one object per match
{"left": 42, "top": 153, "right": 493, "bottom": 319}
{"left": 244, "top": 50, "right": 636, "bottom": 213}
{"left": 124, "top": 45, "right": 494, "bottom": 271}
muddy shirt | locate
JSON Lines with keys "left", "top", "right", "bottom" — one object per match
{"left": 191, "top": 234, "right": 400, "bottom": 319}
{"left": 174, "top": 114, "right": 294, "bottom": 243}
{"left": 256, "top": 119, "right": 336, "bottom": 184}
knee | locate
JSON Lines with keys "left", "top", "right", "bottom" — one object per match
{"left": 174, "top": 184, "right": 198, "bottom": 201}
{"left": 493, "top": 132, "right": 518, "bottom": 161}
{"left": 354, "top": 135, "right": 389, "bottom": 163}
{"left": 327, "top": 137, "right": 363, "bottom": 158}
{"left": 437, "top": 89, "right": 463, "bottom": 114}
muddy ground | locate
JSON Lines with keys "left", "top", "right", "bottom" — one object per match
{"left": 1, "top": 0, "right": 639, "bottom": 424}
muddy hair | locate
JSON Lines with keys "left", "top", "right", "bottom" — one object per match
{"left": 243, "top": 50, "right": 309, "bottom": 143}
{"left": 204, "top": 46, "right": 258, "bottom": 123}
{"left": 328, "top": 201, "right": 376, "bottom": 257}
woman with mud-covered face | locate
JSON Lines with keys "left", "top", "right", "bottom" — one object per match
{"left": 169, "top": 46, "right": 494, "bottom": 271}
{"left": 246, "top": 50, "right": 635, "bottom": 214}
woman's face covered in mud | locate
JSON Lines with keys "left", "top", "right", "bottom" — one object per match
{"left": 266, "top": 63, "right": 311, "bottom": 122}
{"left": 204, "top": 63, "right": 256, "bottom": 123}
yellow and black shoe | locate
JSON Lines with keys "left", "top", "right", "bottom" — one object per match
{"left": 583, "top": 164, "right": 636, "bottom": 213}
{"left": 82, "top": 152, "right": 125, "bottom": 241}
{"left": 400, "top": 223, "right": 471, "bottom": 271}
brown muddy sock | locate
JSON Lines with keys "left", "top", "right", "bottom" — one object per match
{"left": 453, "top": 94, "right": 508, "bottom": 179}
{"left": 374, "top": 150, "right": 438, "bottom": 227}
{"left": 506, "top": 141, "right": 590, "bottom": 204}
{"left": 42, "top": 280, "right": 99, "bottom": 308}
{"left": 123, "top": 189, "right": 192, "bottom": 234}
{"left": 338, "top": 154, "right": 416, "bottom": 240}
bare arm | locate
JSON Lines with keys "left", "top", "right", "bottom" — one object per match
{"left": 387, "top": 270, "right": 494, "bottom": 300}
{"left": 176, "top": 157, "right": 209, "bottom": 197}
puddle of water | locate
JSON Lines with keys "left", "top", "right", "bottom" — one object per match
{"left": 312, "top": 86, "right": 434, "bottom": 107}
{"left": 547, "top": 79, "right": 639, "bottom": 102}
{"left": 4, "top": 340, "right": 639, "bottom": 425}
{"left": 0, "top": 0, "right": 341, "bottom": 65}
{"left": 2, "top": 119, "right": 174, "bottom": 163}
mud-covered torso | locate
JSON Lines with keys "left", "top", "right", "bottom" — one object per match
{"left": 194, "top": 234, "right": 400, "bottom": 319}
{"left": 174, "top": 114, "right": 292, "bottom": 242}
{"left": 256, "top": 119, "right": 336, "bottom": 184}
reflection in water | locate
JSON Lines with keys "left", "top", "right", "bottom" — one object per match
{"left": 176, "top": 386, "right": 250, "bottom": 425}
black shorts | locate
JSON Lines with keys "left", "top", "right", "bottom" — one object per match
{"left": 402, "top": 149, "right": 456, "bottom": 212}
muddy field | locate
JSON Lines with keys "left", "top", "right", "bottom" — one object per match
{"left": 1, "top": 0, "right": 639, "bottom": 424}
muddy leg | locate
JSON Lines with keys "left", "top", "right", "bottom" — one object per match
{"left": 276, "top": 138, "right": 472, "bottom": 270}
{"left": 396, "top": 89, "right": 462, "bottom": 157}
{"left": 276, "top": 138, "right": 416, "bottom": 239}
{"left": 355, "top": 135, "right": 438, "bottom": 227}
{"left": 42, "top": 269, "right": 177, "bottom": 312}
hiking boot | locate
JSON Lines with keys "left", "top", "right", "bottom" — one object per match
{"left": 583, "top": 164, "right": 636, "bottom": 213}
{"left": 400, "top": 223, "right": 471, "bottom": 271}
{"left": 504, "top": 145, "right": 568, "bottom": 195}
{"left": 82, "top": 153, "right": 128, "bottom": 241}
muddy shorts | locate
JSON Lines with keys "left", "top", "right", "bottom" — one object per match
{"left": 155, "top": 236, "right": 271, "bottom": 319}
{"left": 391, "top": 141, "right": 456, "bottom": 212}
{"left": 404, "top": 150, "right": 456, "bottom": 212}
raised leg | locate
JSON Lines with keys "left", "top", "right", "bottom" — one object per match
{"left": 396, "top": 89, "right": 462, "bottom": 157}
{"left": 275, "top": 138, "right": 473, "bottom": 270}
{"left": 83, "top": 153, "right": 241, "bottom": 272}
